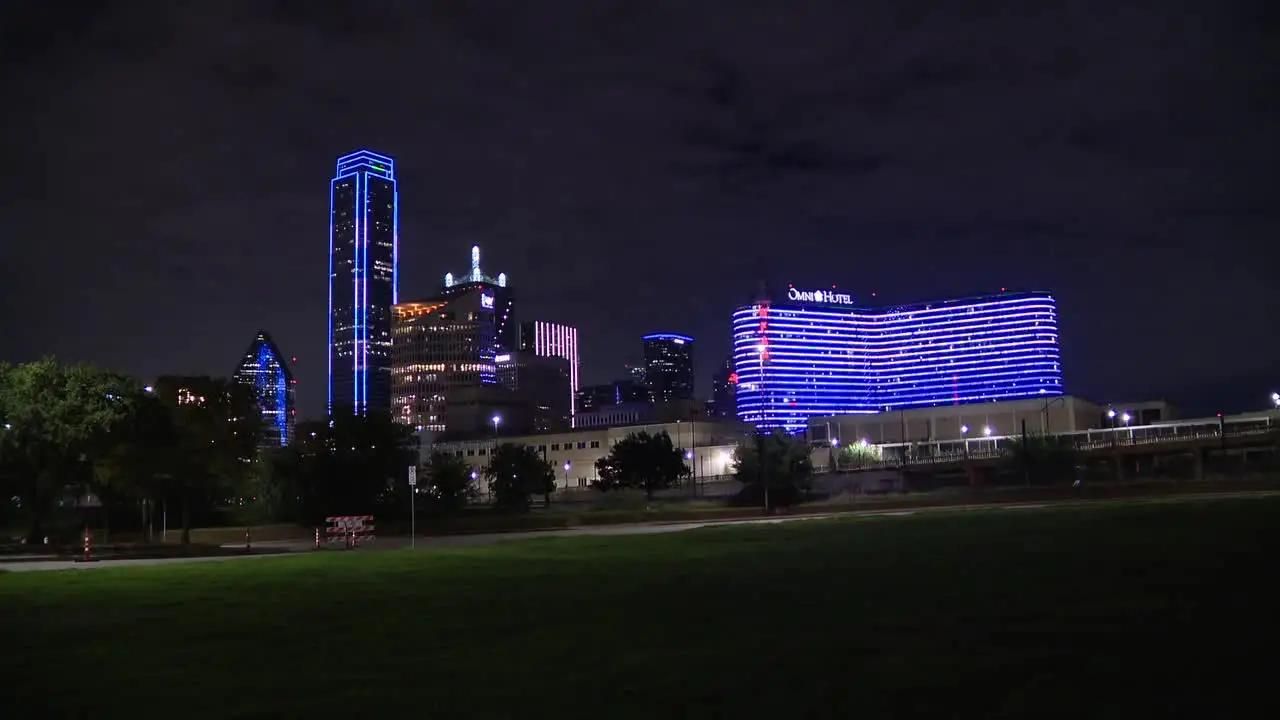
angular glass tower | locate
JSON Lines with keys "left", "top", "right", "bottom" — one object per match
{"left": 329, "top": 150, "right": 398, "bottom": 416}
{"left": 234, "top": 330, "right": 296, "bottom": 448}
{"left": 642, "top": 333, "right": 695, "bottom": 403}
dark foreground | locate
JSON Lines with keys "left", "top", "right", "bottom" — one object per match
{"left": 2, "top": 496, "right": 1277, "bottom": 718}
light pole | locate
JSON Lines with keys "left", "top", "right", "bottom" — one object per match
{"left": 1120, "top": 412, "right": 1132, "bottom": 443}
{"left": 563, "top": 461, "right": 571, "bottom": 490}
{"left": 1271, "top": 392, "right": 1279, "bottom": 409}
{"left": 491, "top": 414, "right": 501, "bottom": 437}
{"left": 960, "top": 425, "right": 969, "bottom": 460}
{"left": 684, "top": 450, "right": 694, "bottom": 493}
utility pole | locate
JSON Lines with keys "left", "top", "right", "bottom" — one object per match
{"left": 758, "top": 433, "right": 768, "bottom": 514}
{"left": 1021, "top": 418, "right": 1030, "bottom": 486}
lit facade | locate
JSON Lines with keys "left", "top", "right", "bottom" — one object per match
{"left": 520, "top": 321, "right": 579, "bottom": 417}
{"left": 733, "top": 290, "right": 1064, "bottom": 432}
{"left": 233, "top": 330, "right": 296, "bottom": 448}
{"left": 643, "top": 333, "right": 695, "bottom": 403}
{"left": 710, "top": 354, "right": 737, "bottom": 419}
{"left": 390, "top": 291, "right": 494, "bottom": 433}
{"left": 440, "top": 245, "right": 514, "bottom": 352}
{"left": 329, "top": 150, "right": 398, "bottom": 417}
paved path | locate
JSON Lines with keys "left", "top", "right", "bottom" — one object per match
{"left": 3, "top": 489, "right": 1275, "bottom": 573}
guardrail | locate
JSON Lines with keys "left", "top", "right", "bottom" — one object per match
{"left": 824, "top": 421, "right": 1277, "bottom": 473}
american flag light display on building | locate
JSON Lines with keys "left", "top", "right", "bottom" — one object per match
{"left": 520, "top": 321, "right": 579, "bottom": 417}
{"left": 732, "top": 290, "right": 1064, "bottom": 432}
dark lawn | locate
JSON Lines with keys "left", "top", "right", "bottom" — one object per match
{"left": 2, "top": 497, "right": 1277, "bottom": 718}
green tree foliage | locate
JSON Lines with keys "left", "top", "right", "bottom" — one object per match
{"left": 153, "top": 376, "right": 261, "bottom": 543}
{"left": 835, "top": 441, "right": 882, "bottom": 470}
{"left": 485, "top": 443, "right": 554, "bottom": 512}
{"left": 292, "top": 415, "right": 416, "bottom": 524}
{"left": 0, "top": 359, "right": 136, "bottom": 541}
{"left": 423, "top": 451, "right": 475, "bottom": 513}
{"left": 1003, "top": 434, "right": 1079, "bottom": 485}
{"left": 592, "top": 431, "right": 690, "bottom": 500}
{"left": 92, "top": 390, "right": 179, "bottom": 541}
{"left": 733, "top": 431, "right": 814, "bottom": 509}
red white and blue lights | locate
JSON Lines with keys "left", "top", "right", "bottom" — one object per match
{"left": 733, "top": 290, "right": 1064, "bottom": 432}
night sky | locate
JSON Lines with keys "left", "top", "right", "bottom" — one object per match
{"left": 2, "top": 1, "right": 1276, "bottom": 418}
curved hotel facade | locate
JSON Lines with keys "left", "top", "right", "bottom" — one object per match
{"left": 732, "top": 289, "right": 1063, "bottom": 432}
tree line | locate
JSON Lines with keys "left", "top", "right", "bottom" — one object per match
{"left": 2, "top": 358, "right": 820, "bottom": 544}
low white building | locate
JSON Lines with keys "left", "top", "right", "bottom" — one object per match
{"left": 427, "top": 419, "right": 750, "bottom": 491}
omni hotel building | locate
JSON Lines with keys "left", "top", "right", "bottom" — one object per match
{"left": 732, "top": 288, "right": 1064, "bottom": 432}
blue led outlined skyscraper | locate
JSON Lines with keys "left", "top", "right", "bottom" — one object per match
{"left": 732, "top": 290, "right": 1064, "bottom": 432}
{"left": 233, "top": 330, "right": 296, "bottom": 448}
{"left": 329, "top": 150, "right": 398, "bottom": 416}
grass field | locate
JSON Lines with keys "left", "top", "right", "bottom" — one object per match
{"left": 3, "top": 496, "right": 1277, "bottom": 718}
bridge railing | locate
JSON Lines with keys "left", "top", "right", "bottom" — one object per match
{"left": 822, "top": 413, "right": 1277, "bottom": 472}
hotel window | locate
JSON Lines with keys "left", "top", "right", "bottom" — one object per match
{"left": 478, "top": 448, "right": 486, "bottom": 456}
{"left": 466, "top": 449, "right": 474, "bottom": 457}
{"left": 590, "top": 441, "right": 600, "bottom": 448}
{"left": 577, "top": 442, "right": 586, "bottom": 449}
{"left": 551, "top": 444, "right": 560, "bottom": 451}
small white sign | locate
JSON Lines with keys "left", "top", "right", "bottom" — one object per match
{"left": 408, "top": 466, "right": 417, "bottom": 486}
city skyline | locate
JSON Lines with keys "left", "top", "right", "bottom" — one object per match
{"left": 2, "top": 2, "right": 1275, "bottom": 420}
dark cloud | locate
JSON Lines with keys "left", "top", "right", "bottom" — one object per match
{"left": 1, "top": 0, "right": 1277, "bottom": 418}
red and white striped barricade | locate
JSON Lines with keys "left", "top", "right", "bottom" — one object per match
{"left": 325, "top": 515, "right": 376, "bottom": 548}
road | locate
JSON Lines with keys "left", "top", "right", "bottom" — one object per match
{"left": 3, "top": 489, "right": 1275, "bottom": 572}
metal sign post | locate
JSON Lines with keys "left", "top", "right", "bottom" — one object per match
{"left": 407, "top": 465, "right": 417, "bottom": 549}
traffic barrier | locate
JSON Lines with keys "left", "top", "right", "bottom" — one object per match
{"left": 324, "top": 515, "right": 376, "bottom": 548}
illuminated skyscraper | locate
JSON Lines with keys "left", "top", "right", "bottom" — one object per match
{"left": 519, "top": 320, "right": 579, "bottom": 418}
{"left": 643, "top": 333, "right": 695, "bottom": 403}
{"left": 732, "top": 289, "right": 1064, "bottom": 432}
{"left": 440, "top": 245, "right": 514, "bottom": 351}
{"left": 233, "top": 330, "right": 296, "bottom": 448}
{"left": 328, "top": 150, "right": 398, "bottom": 417}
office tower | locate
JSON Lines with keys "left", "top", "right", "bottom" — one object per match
{"left": 496, "top": 351, "right": 572, "bottom": 433}
{"left": 328, "top": 150, "right": 398, "bottom": 417}
{"left": 642, "top": 333, "right": 695, "bottom": 404}
{"left": 233, "top": 330, "right": 296, "bottom": 448}
{"left": 440, "top": 245, "right": 515, "bottom": 351}
{"left": 391, "top": 246, "right": 523, "bottom": 437}
{"left": 710, "top": 354, "right": 737, "bottom": 419}
{"left": 733, "top": 289, "right": 1064, "bottom": 432}
{"left": 519, "top": 320, "right": 579, "bottom": 417}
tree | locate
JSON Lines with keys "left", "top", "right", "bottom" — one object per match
{"left": 0, "top": 359, "right": 136, "bottom": 542}
{"left": 593, "top": 431, "right": 690, "bottom": 500}
{"left": 423, "top": 451, "right": 474, "bottom": 513}
{"left": 1003, "top": 434, "right": 1078, "bottom": 485}
{"left": 153, "top": 376, "right": 261, "bottom": 544}
{"left": 293, "top": 415, "right": 416, "bottom": 524}
{"left": 485, "top": 443, "right": 554, "bottom": 512}
{"left": 92, "top": 389, "right": 179, "bottom": 542}
{"left": 733, "top": 431, "right": 814, "bottom": 509}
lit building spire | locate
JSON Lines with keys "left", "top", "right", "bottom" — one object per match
{"left": 471, "top": 245, "right": 481, "bottom": 282}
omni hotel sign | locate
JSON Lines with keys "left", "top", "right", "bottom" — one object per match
{"left": 787, "top": 287, "right": 854, "bottom": 305}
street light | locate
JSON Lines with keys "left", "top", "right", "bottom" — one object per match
{"left": 563, "top": 461, "right": 571, "bottom": 489}
{"left": 982, "top": 425, "right": 992, "bottom": 437}
{"left": 1120, "top": 412, "right": 1131, "bottom": 425}
{"left": 491, "top": 414, "right": 501, "bottom": 436}
{"left": 1271, "top": 392, "right": 1279, "bottom": 408}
